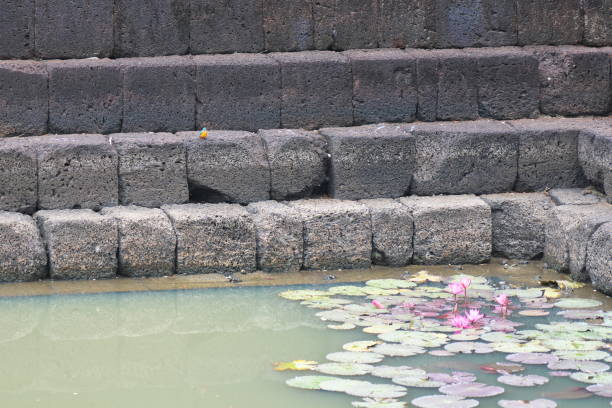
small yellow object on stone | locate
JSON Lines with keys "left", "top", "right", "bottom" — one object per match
{"left": 199, "top": 127, "right": 208, "bottom": 139}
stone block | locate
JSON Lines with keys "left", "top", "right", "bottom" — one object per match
{"left": 481, "top": 192, "right": 554, "bottom": 260}
{"left": 0, "top": 61, "right": 48, "bottom": 137}
{"left": 48, "top": 59, "right": 122, "bottom": 134}
{"left": 262, "top": 0, "right": 313, "bottom": 51}
{"left": 567, "top": 206, "right": 612, "bottom": 282}
{"left": 549, "top": 188, "right": 605, "bottom": 206}
{"left": 578, "top": 127, "right": 612, "bottom": 188}
{"left": 360, "top": 199, "right": 413, "bottom": 266}
{"left": 34, "top": 134, "right": 118, "bottom": 211}
{"left": 190, "top": 0, "right": 264, "bottom": 53}
{"left": 246, "top": 201, "right": 303, "bottom": 273}
{"left": 162, "top": 203, "right": 256, "bottom": 274}
{"left": 113, "top": 0, "right": 189, "bottom": 57}
{"left": 112, "top": 133, "right": 189, "bottom": 207}
{"left": 313, "top": 0, "right": 378, "bottom": 50}
{"left": 411, "top": 120, "right": 518, "bottom": 195}
{"left": 0, "top": 138, "right": 37, "bottom": 213}
{"left": 100, "top": 206, "right": 176, "bottom": 277}
{"left": 400, "top": 195, "right": 492, "bottom": 265}
{"left": 121, "top": 57, "right": 195, "bottom": 133}
{"left": 586, "top": 222, "right": 612, "bottom": 295}
{"left": 288, "top": 199, "right": 371, "bottom": 270}
{"left": 180, "top": 131, "right": 269, "bottom": 204}
{"left": 258, "top": 129, "right": 328, "bottom": 200}
{"left": 0, "top": 0, "right": 35, "bottom": 58}
{"left": 345, "top": 49, "right": 417, "bottom": 124}
{"left": 194, "top": 54, "right": 280, "bottom": 131}
{"left": 272, "top": 51, "right": 353, "bottom": 129}
{"left": 0, "top": 212, "right": 47, "bottom": 282}
{"left": 605, "top": 172, "right": 612, "bottom": 204}
{"left": 34, "top": 209, "right": 117, "bottom": 280}
{"left": 516, "top": 0, "right": 583, "bottom": 45}
{"left": 414, "top": 50, "right": 439, "bottom": 122}
{"left": 320, "top": 124, "right": 415, "bottom": 199}
{"left": 34, "top": 0, "right": 113, "bottom": 58}
{"left": 583, "top": 0, "right": 612, "bottom": 46}
{"left": 379, "top": 0, "right": 436, "bottom": 48}
{"left": 436, "top": 50, "right": 479, "bottom": 120}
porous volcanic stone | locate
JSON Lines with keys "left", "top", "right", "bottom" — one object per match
{"left": 258, "top": 129, "right": 328, "bottom": 200}
{"left": 180, "top": 131, "right": 270, "bottom": 204}
{"left": 34, "top": 134, "right": 118, "bottom": 211}
{"left": 578, "top": 127, "right": 612, "bottom": 189}
{"left": 320, "top": 124, "right": 415, "bottom": 200}
{"left": 48, "top": 59, "right": 122, "bottom": 134}
{"left": 0, "top": 0, "right": 35, "bottom": 58}
{"left": 481, "top": 192, "right": 554, "bottom": 260}
{"left": 378, "top": 0, "right": 436, "bottom": 48}
{"left": 247, "top": 201, "right": 303, "bottom": 273}
{"left": 410, "top": 120, "right": 518, "bottom": 195}
{"left": 567, "top": 207, "right": 612, "bottom": 282}
{"left": 0, "top": 61, "right": 48, "bottom": 137}
{"left": 162, "top": 204, "right": 256, "bottom": 274}
{"left": 0, "top": 212, "right": 47, "bottom": 282}
{"left": 516, "top": 0, "right": 583, "bottom": 45}
{"left": 112, "top": 133, "right": 189, "bottom": 207}
{"left": 313, "top": 0, "right": 378, "bottom": 50}
{"left": 100, "top": 206, "right": 176, "bottom": 277}
{"left": 549, "top": 188, "right": 605, "bottom": 206}
{"left": 400, "top": 195, "right": 492, "bottom": 265}
{"left": 586, "top": 222, "right": 612, "bottom": 295}
{"left": 361, "top": 199, "right": 413, "bottom": 266}
{"left": 194, "top": 54, "right": 280, "bottom": 131}
{"left": 583, "top": 0, "right": 612, "bottom": 46}
{"left": 262, "top": 0, "right": 313, "bottom": 52}
{"left": 414, "top": 50, "right": 439, "bottom": 121}
{"left": 288, "top": 199, "right": 371, "bottom": 270}
{"left": 436, "top": 50, "right": 479, "bottom": 120}
{"left": 34, "top": 209, "right": 117, "bottom": 280}
{"left": 0, "top": 138, "right": 37, "bottom": 213}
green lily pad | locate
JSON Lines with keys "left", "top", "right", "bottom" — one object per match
{"left": 326, "top": 351, "right": 384, "bottom": 364}
{"left": 449, "top": 274, "right": 488, "bottom": 285}
{"left": 328, "top": 286, "right": 368, "bottom": 296}
{"left": 439, "top": 382, "right": 505, "bottom": 397}
{"left": 371, "top": 365, "right": 427, "bottom": 379}
{"left": 554, "top": 298, "right": 602, "bottom": 309}
{"left": 343, "top": 340, "right": 383, "bottom": 352}
{"left": 569, "top": 372, "right": 612, "bottom": 384}
{"left": 481, "top": 332, "right": 526, "bottom": 343}
{"left": 328, "top": 322, "right": 357, "bottom": 330}
{"left": 301, "top": 298, "right": 353, "bottom": 309}
{"left": 492, "top": 342, "right": 550, "bottom": 353}
{"left": 378, "top": 331, "right": 448, "bottom": 347}
{"left": 547, "top": 360, "right": 610, "bottom": 373}
{"left": 372, "top": 342, "right": 426, "bottom": 357}
{"left": 366, "top": 279, "right": 417, "bottom": 289}
{"left": 542, "top": 339, "right": 605, "bottom": 351}
{"left": 497, "top": 374, "right": 549, "bottom": 387}
{"left": 286, "top": 375, "right": 338, "bottom": 390}
{"left": 320, "top": 379, "right": 408, "bottom": 399}
{"left": 412, "top": 394, "right": 480, "bottom": 408}
{"left": 279, "top": 289, "right": 330, "bottom": 300}
{"left": 553, "top": 349, "right": 610, "bottom": 361}
{"left": 392, "top": 375, "right": 443, "bottom": 388}
{"left": 352, "top": 399, "right": 407, "bottom": 408}
{"left": 498, "top": 399, "right": 557, "bottom": 408}
{"left": 444, "top": 342, "right": 494, "bottom": 354}
{"left": 315, "top": 362, "right": 373, "bottom": 376}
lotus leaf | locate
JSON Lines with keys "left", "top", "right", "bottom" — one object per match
{"left": 273, "top": 360, "right": 318, "bottom": 371}
{"left": 320, "top": 379, "right": 407, "bottom": 399}
{"left": 352, "top": 399, "right": 407, "bottom": 408}
{"left": 363, "top": 324, "right": 404, "bottom": 334}
{"left": 499, "top": 288, "right": 543, "bottom": 298}
{"left": 439, "top": 382, "right": 505, "bottom": 397}
{"left": 558, "top": 310, "right": 606, "bottom": 320}
{"left": 302, "top": 298, "right": 353, "bottom": 309}
{"left": 366, "top": 279, "right": 416, "bottom": 289}
{"left": 549, "top": 371, "right": 572, "bottom": 377}
{"left": 480, "top": 362, "right": 525, "bottom": 374}
{"left": 372, "top": 343, "right": 426, "bottom": 357}
{"left": 481, "top": 332, "right": 526, "bottom": 343}
{"left": 427, "top": 371, "right": 477, "bottom": 384}
{"left": 542, "top": 340, "right": 605, "bottom": 351}
{"left": 586, "top": 383, "right": 612, "bottom": 398}
{"left": 315, "top": 362, "right": 373, "bottom": 376}
{"left": 279, "top": 289, "right": 330, "bottom": 300}
{"left": 328, "top": 322, "right": 357, "bottom": 330}
{"left": 371, "top": 365, "right": 426, "bottom": 379}
{"left": 570, "top": 372, "right": 612, "bottom": 384}
{"left": 317, "top": 309, "right": 360, "bottom": 323}
{"left": 492, "top": 341, "right": 550, "bottom": 353}
{"left": 378, "top": 331, "right": 448, "bottom": 347}
{"left": 497, "top": 374, "right": 549, "bottom": 387}
{"left": 392, "top": 375, "right": 443, "bottom": 388}
{"left": 362, "top": 287, "right": 399, "bottom": 296}
{"left": 343, "top": 340, "right": 383, "bottom": 352}
{"left": 408, "top": 271, "right": 443, "bottom": 283}
{"left": 547, "top": 360, "right": 610, "bottom": 373}
{"left": 553, "top": 349, "right": 610, "bottom": 361}
{"left": 411, "top": 394, "right": 480, "bottom": 408}
{"left": 450, "top": 332, "right": 481, "bottom": 341}
{"left": 449, "top": 274, "right": 488, "bottom": 285}
{"left": 506, "top": 353, "right": 558, "bottom": 365}
{"left": 554, "top": 298, "right": 602, "bottom": 309}
{"left": 543, "top": 288, "right": 562, "bottom": 299}
{"left": 286, "top": 375, "right": 338, "bottom": 390}
{"left": 429, "top": 350, "right": 456, "bottom": 356}
{"left": 326, "top": 351, "right": 384, "bottom": 364}
{"left": 519, "top": 310, "right": 550, "bottom": 317}
{"left": 445, "top": 342, "right": 494, "bottom": 354}
{"left": 498, "top": 399, "right": 557, "bottom": 408}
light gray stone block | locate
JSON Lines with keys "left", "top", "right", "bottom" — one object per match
{"left": 34, "top": 209, "right": 117, "bottom": 280}
{"left": 583, "top": 0, "right": 612, "bottom": 46}
{"left": 0, "top": 138, "right": 37, "bottom": 213}
{"left": 400, "top": 195, "right": 492, "bottom": 265}
{"left": 288, "top": 199, "right": 371, "bottom": 270}
{"left": 0, "top": 212, "right": 47, "bottom": 282}
{"left": 586, "top": 222, "right": 612, "bottom": 295}
{"left": 162, "top": 204, "right": 256, "bottom": 274}
{"left": 549, "top": 188, "right": 605, "bottom": 206}
{"left": 100, "top": 206, "right": 176, "bottom": 277}
{"left": 578, "top": 127, "right": 612, "bottom": 189}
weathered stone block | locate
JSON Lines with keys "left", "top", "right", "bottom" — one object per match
{"left": 0, "top": 61, "right": 48, "bottom": 137}
{"left": 379, "top": 0, "right": 436, "bottom": 48}
{"left": 262, "top": 0, "right": 313, "bottom": 52}
{"left": 586, "top": 222, "right": 612, "bottom": 295}
{"left": 411, "top": 120, "right": 518, "bottom": 195}
{"left": 0, "top": 0, "right": 34, "bottom": 58}
{"left": 48, "top": 59, "right": 122, "bottom": 134}
{"left": 34, "top": 209, "right": 117, "bottom": 280}
{"left": 516, "top": 0, "right": 583, "bottom": 45}
{"left": 436, "top": 50, "right": 479, "bottom": 120}
{"left": 112, "top": 133, "right": 189, "bottom": 207}
{"left": 34, "top": 134, "right": 118, "bottom": 211}
{"left": 247, "top": 201, "right": 303, "bottom": 273}
{"left": 549, "top": 188, "right": 605, "bottom": 206}
{"left": 194, "top": 54, "right": 280, "bottom": 131}
{"left": 121, "top": 57, "right": 195, "bottom": 133}
{"left": 400, "top": 195, "right": 492, "bottom": 265}
{"left": 361, "top": 199, "right": 413, "bottom": 266}
{"left": 481, "top": 192, "right": 554, "bottom": 260}
{"left": 320, "top": 124, "right": 415, "bottom": 199}
{"left": 100, "top": 206, "right": 176, "bottom": 277}
{"left": 414, "top": 50, "right": 438, "bottom": 121}
{"left": 113, "top": 0, "right": 189, "bottom": 57}
{"left": 258, "top": 129, "right": 328, "bottom": 200}
{"left": 179, "top": 131, "right": 269, "bottom": 204}
{"left": 162, "top": 203, "right": 256, "bottom": 274}
{"left": 578, "top": 127, "right": 612, "bottom": 188}
{"left": 272, "top": 51, "right": 352, "bottom": 129}
{"left": 583, "top": 0, "right": 612, "bottom": 46}
{"left": 0, "top": 212, "right": 47, "bottom": 282}
{"left": 345, "top": 49, "right": 417, "bottom": 124}
{"left": 288, "top": 199, "right": 371, "bottom": 270}
{"left": 0, "top": 138, "right": 37, "bottom": 213}
{"left": 34, "top": 0, "right": 113, "bottom": 58}
{"left": 605, "top": 171, "right": 612, "bottom": 204}
{"left": 313, "top": 0, "right": 378, "bottom": 50}
{"left": 567, "top": 207, "right": 612, "bottom": 282}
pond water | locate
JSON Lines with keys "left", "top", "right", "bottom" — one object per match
{"left": 0, "top": 264, "right": 609, "bottom": 408}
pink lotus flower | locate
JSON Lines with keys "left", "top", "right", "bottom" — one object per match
{"left": 465, "top": 308, "right": 484, "bottom": 323}
{"left": 450, "top": 314, "right": 472, "bottom": 329}
{"left": 371, "top": 299, "right": 385, "bottom": 309}
{"left": 459, "top": 278, "right": 472, "bottom": 290}
{"left": 495, "top": 294, "right": 510, "bottom": 306}
{"left": 447, "top": 282, "right": 464, "bottom": 295}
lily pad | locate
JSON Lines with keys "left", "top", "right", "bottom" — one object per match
{"left": 427, "top": 371, "right": 477, "bottom": 384}
{"left": 586, "top": 383, "right": 612, "bottom": 398}
{"left": 542, "top": 339, "right": 605, "bottom": 351}
{"left": 343, "top": 340, "right": 383, "bottom": 352}
{"left": 549, "top": 371, "right": 572, "bottom": 377}
{"left": 378, "top": 331, "right": 448, "bottom": 348}
{"left": 408, "top": 271, "right": 443, "bottom": 283}
{"left": 570, "top": 372, "right": 612, "bottom": 385}
{"left": 320, "top": 379, "right": 408, "bottom": 399}
{"left": 279, "top": 289, "right": 330, "bottom": 300}
{"left": 554, "top": 298, "right": 602, "bottom": 309}
{"left": 371, "top": 365, "right": 426, "bottom": 379}
{"left": 326, "top": 351, "right": 384, "bottom": 364}
{"left": 315, "top": 362, "right": 373, "bottom": 376}
{"left": 328, "top": 286, "right": 369, "bottom": 296}
{"left": 286, "top": 375, "right": 338, "bottom": 390}
{"left": 497, "top": 374, "right": 549, "bottom": 387}
{"left": 273, "top": 360, "right": 318, "bottom": 371}
{"left": 547, "top": 360, "right": 610, "bottom": 373}
{"left": 363, "top": 324, "right": 404, "bottom": 334}
{"left": 366, "top": 279, "right": 416, "bottom": 289}
{"left": 542, "top": 387, "right": 593, "bottom": 400}
{"left": 411, "top": 395, "right": 480, "bottom": 408}
{"left": 372, "top": 343, "right": 426, "bottom": 357}
{"left": 445, "top": 342, "right": 494, "bottom": 354}
{"left": 430, "top": 350, "right": 456, "bottom": 357}
{"left": 481, "top": 362, "right": 525, "bottom": 374}
{"left": 498, "top": 399, "right": 557, "bottom": 408}
{"left": 328, "top": 322, "right": 357, "bottom": 330}
{"left": 439, "top": 382, "right": 505, "bottom": 397}
{"left": 392, "top": 375, "right": 443, "bottom": 388}
{"left": 519, "top": 310, "right": 550, "bottom": 317}
{"left": 506, "top": 353, "right": 558, "bottom": 365}
{"left": 492, "top": 341, "right": 550, "bottom": 353}
{"left": 481, "top": 332, "right": 526, "bottom": 343}
{"left": 352, "top": 399, "right": 407, "bottom": 408}
{"left": 553, "top": 349, "right": 610, "bottom": 361}
{"left": 302, "top": 298, "right": 353, "bottom": 309}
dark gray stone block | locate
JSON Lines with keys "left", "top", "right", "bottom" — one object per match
{"left": 48, "top": 59, "right": 122, "bottom": 134}
{"left": 549, "top": 188, "right": 605, "bottom": 206}
{"left": 112, "top": 133, "right": 189, "bottom": 207}
{"left": 34, "top": 134, "right": 118, "bottom": 211}
{"left": 0, "top": 212, "right": 47, "bottom": 282}
{"left": 567, "top": 207, "right": 612, "bottom": 282}
{"left": 247, "top": 201, "right": 303, "bottom": 273}
{"left": 360, "top": 199, "right": 413, "bottom": 266}
{"left": 121, "top": 57, "right": 195, "bottom": 133}
{"left": 113, "top": 0, "right": 189, "bottom": 57}
{"left": 411, "top": 120, "right": 518, "bottom": 195}
{"left": 586, "top": 222, "right": 612, "bottom": 295}
{"left": 379, "top": 0, "right": 436, "bottom": 49}
{"left": 413, "top": 50, "right": 439, "bottom": 122}
{"left": 320, "top": 124, "right": 415, "bottom": 200}
{"left": 400, "top": 195, "right": 492, "bottom": 265}
{"left": 578, "top": 127, "right": 612, "bottom": 188}
{"left": 194, "top": 54, "right": 280, "bottom": 132}
{"left": 190, "top": 0, "right": 264, "bottom": 54}
{"left": 516, "top": 0, "right": 583, "bottom": 45}
{"left": 162, "top": 203, "right": 256, "bottom": 274}
{"left": 0, "top": 138, "right": 37, "bottom": 213}
{"left": 272, "top": 51, "right": 353, "bottom": 129}
{"left": 345, "top": 49, "right": 417, "bottom": 124}
{"left": 583, "top": 0, "right": 612, "bottom": 46}
{"left": 605, "top": 171, "right": 612, "bottom": 204}
{"left": 288, "top": 199, "right": 371, "bottom": 270}
{"left": 263, "top": 0, "right": 313, "bottom": 52}
{"left": 100, "top": 206, "right": 176, "bottom": 277}
{"left": 34, "top": 209, "right": 117, "bottom": 280}
{"left": 258, "top": 129, "right": 328, "bottom": 200}
{"left": 0, "top": 0, "right": 34, "bottom": 58}
{"left": 481, "top": 192, "right": 554, "bottom": 260}
{"left": 313, "top": 0, "right": 378, "bottom": 50}
{"left": 436, "top": 50, "right": 479, "bottom": 120}
{"left": 34, "top": 0, "right": 113, "bottom": 58}
{"left": 179, "top": 131, "right": 270, "bottom": 204}
{"left": 0, "top": 61, "right": 48, "bottom": 137}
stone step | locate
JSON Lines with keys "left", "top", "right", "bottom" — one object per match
{"left": 1, "top": 46, "right": 610, "bottom": 137}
